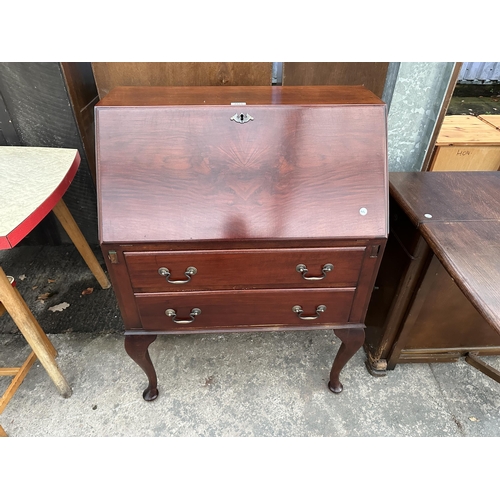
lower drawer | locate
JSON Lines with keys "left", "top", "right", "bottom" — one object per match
{"left": 135, "top": 288, "right": 355, "bottom": 331}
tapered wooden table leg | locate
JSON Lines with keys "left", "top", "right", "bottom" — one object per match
{"left": 0, "top": 267, "right": 72, "bottom": 398}
{"left": 0, "top": 425, "right": 7, "bottom": 437}
{"left": 52, "top": 199, "right": 111, "bottom": 289}
{"left": 124, "top": 335, "right": 159, "bottom": 401}
{"left": 329, "top": 328, "right": 365, "bottom": 394}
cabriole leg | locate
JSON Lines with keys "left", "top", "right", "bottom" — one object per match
{"left": 329, "top": 328, "right": 365, "bottom": 394}
{"left": 124, "top": 334, "right": 158, "bottom": 401}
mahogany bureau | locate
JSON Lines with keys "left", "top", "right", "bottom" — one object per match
{"left": 95, "top": 86, "right": 388, "bottom": 400}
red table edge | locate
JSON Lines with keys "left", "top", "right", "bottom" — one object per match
{"left": 0, "top": 150, "right": 81, "bottom": 250}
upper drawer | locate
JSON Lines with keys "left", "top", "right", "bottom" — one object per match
{"left": 125, "top": 247, "right": 365, "bottom": 292}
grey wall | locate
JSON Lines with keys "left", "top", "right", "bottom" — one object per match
{"left": 386, "top": 62, "right": 457, "bottom": 172}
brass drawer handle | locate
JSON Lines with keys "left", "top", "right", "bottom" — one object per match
{"left": 165, "top": 307, "right": 201, "bottom": 324}
{"left": 296, "top": 263, "right": 333, "bottom": 281}
{"left": 158, "top": 266, "right": 197, "bottom": 284}
{"left": 292, "top": 304, "right": 326, "bottom": 320}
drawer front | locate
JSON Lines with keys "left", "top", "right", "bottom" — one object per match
{"left": 135, "top": 288, "right": 355, "bottom": 331}
{"left": 125, "top": 248, "right": 364, "bottom": 292}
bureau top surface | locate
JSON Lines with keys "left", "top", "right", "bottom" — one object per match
{"left": 96, "top": 86, "right": 388, "bottom": 244}
{"left": 95, "top": 85, "right": 385, "bottom": 107}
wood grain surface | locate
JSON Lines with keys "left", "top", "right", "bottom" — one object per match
{"left": 61, "top": 63, "right": 100, "bottom": 183}
{"left": 389, "top": 171, "right": 500, "bottom": 341}
{"left": 479, "top": 115, "right": 500, "bottom": 130}
{"left": 435, "top": 115, "right": 500, "bottom": 146}
{"left": 389, "top": 171, "right": 500, "bottom": 225}
{"left": 97, "top": 85, "right": 389, "bottom": 396}
{"left": 401, "top": 255, "right": 500, "bottom": 350}
{"left": 431, "top": 115, "right": 500, "bottom": 172}
{"left": 366, "top": 171, "right": 500, "bottom": 370}
{"left": 95, "top": 85, "right": 384, "bottom": 107}
{"left": 96, "top": 87, "right": 387, "bottom": 244}
{"left": 135, "top": 288, "right": 355, "bottom": 331}
{"left": 420, "top": 221, "right": 500, "bottom": 336}
{"left": 124, "top": 247, "right": 365, "bottom": 292}
{"left": 92, "top": 63, "right": 273, "bottom": 98}
{"left": 282, "top": 63, "right": 389, "bottom": 98}
{"left": 429, "top": 145, "right": 500, "bottom": 172}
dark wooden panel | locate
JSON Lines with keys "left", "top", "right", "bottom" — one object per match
{"left": 364, "top": 202, "right": 432, "bottom": 364}
{"left": 61, "top": 62, "right": 100, "bottom": 184}
{"left": 421, "top": 220, "right": 500, "bottom": 336}
{"left": 124, "top": 247, "right": 365, "bottom": 292}
{"left": 282, "top": 63, "right": 389, "bottom": 98}
{"left": 100, "top": 245, "right": 142, "bottom": 329}
{"left": 92, "top": 63, "right": 273, "bottom": 98}
{"left": 402, "top": 255, "right": 500, "bottom": 350}
{"left": 96, "top": 87, "right": 387, "bottom": 244}
{"left": 390, "top": 171, "right": 500, "bottom": 225}
{"left": 0, "top": 62, "right": 98, "bottom": 245}
{"left": 366, "top": 172, "right": 500, "bottom": 371}
{"left": 348, "top": 243, "right": 386, "bottom": 324}
{"left": 135, "top": 288, "right": 355, "bottom": 331}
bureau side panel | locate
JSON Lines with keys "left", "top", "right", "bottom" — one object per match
{"left": 349, "top": 242, "right": 387, "bottom": 324}
{"left": 100, "top": 244, "right": 141, "bottom": 329}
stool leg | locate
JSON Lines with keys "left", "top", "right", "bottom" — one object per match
{"left": 0, "top": 425, "right": 7, "bottom": 437}
{"left": 0, "top": 268, "right": 72, "bottom": 398}
{"left": 0, "top": 352, "right": 37, "bottom": 413}
{"left": 52, "top": 199, "right": 111, "bottom": 289}
{"left": 12, "top": 287, "right": 57, "bottom": 359}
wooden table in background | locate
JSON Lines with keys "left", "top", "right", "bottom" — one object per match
{"left": 365, "top": 171, "right": 500, "bottom": 382}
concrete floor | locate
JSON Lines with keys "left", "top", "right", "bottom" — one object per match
{"left": 2, "top": 244, "right": 500, "bottom": 437}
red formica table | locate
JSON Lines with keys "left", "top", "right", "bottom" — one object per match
{"left": 0, "top": 146, "right": 110, "bottom": 436}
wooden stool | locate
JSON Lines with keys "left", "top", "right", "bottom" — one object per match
{"left": 0, "top": 146, "right": 111, "bottom": 436}
{"left": 0, "top": 270, "right": 71, "bottom": 437}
